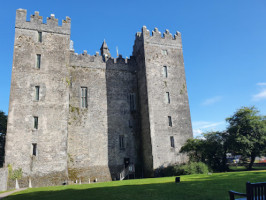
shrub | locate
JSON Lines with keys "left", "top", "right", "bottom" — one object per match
{"left": 163, "top": 162, "right": 209, "bottom": 176}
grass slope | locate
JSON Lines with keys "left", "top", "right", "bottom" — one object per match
{"left": 5, "top": 170, "right": 266, "bottom": 200}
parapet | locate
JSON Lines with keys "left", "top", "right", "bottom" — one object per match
{"left": 133, "top": 26, "right": 182, "bottom": 55}
{"left": 142, "top": 26, "right": 181, "bottom": 40}
{"left": 15, "top": 9, "right": 71, "bottom": 35}
{"left": 70, "top": 51, "right": 136, "bottom": 72}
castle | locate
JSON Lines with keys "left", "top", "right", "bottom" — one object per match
{"left": 3, "top": 9, "right": 193, "bottom": 188}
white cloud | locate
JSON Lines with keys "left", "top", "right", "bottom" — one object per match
{"left": 252, "top": 83, "right": 266, "bottom": 101}
{"left": 193, "top": 129, "right": 203, "bottom": 138}
{"left": 257, "top": 83, "right": 266, "bottom": 86}
{"left": 192, "top": 121, "right": 225, "bottom": 138}
{"left": 252, "top": 89, "right": 266, "bottom": 101}
{"left": 202, "top": 96, "right": 222, "bottom": 106}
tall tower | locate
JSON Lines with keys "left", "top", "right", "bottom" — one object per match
{"left": 133, "top": 26, "right": 193, "bottom": 177}
{"left": 5, "top": 9, "right": 71, "bottom": 186}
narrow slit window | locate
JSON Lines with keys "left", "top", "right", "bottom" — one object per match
{"left": 170, "top": 136, "right": 175, "bottom": 148}
{"left": 38, "top": 32, "right": 42, "bottom": 42}
{"left": 163, "top": 66, "right": 168, "bottom": 78}
{"left": 36, "top": 54, "right": 41, "bottom": 69}
{"left": 34, "top": 116, "right": 38, "bottom": 129}
{"left": 35, "top": 86, "right": 40, "bottom": 101}
{"left": 165, "top": 92, "right": 170, "bottom": 104}
{"left": 32, "top": 143, "right": 37, "bottom": 156}
{"left": 168, "top": 116, "right": 172, "bottom": 127}
{"left": 119, "top": 135, "right": 125, "bottom": 149}
{"left": 130, "top": 93, "right": 136, "bottom": 111}
{"left": 81, "top": 87, "right": 88, "bottom": 108}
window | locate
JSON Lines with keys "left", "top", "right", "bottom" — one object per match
{"left": 161, "top": 49, "right": 168, "bottom": 55}
{"left": 34, "top": 116, "right": 38, "bottom": 129}
{"left": 165, "top": 92, "right": 170, "bottom": 104}
{"left": 170, "top": 136, "right": 175, "bottom": 148}
{"left": 163, "top": 66, "right": 168, "bottom": 78}
{"left": 130, "top": 93, "right": 136, "bottom": 111}
{"left": 32, "top": 143, "right": 37, "bottom": 156}
{"left": 38, "top": 32, "right": 42, "bottom": 42}
{"left": 36, "top": 54, "right": 41, "bottom": 69}
{"left": 81, "top": 87, "right": 88, "bottom": 108}
{"left": 129, "top": 120, "right": 132, "bottom": 128}
{"left": 168, "top": 116, "right": 172, "bottom": 127}
{"left": 35, "top": 86, "right": 40, "bottom": 101}
{"left": 119, "top": 135, "right": 125, "bottom": 149}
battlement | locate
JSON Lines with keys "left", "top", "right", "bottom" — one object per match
{"left": 69, "top": 51, "right": 136, "bottom": 72}
{"left": 141, "top": 26, "right": 181, "bottom": 40}
{"left": 133, "top": 26, "right": 182, "bottom": 56}
{"left": 15, "top": 9, "right": 71, "bottom": 35}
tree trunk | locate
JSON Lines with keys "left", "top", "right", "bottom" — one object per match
{"left": 248, "top": 154, "right": 256, "bottom": 170}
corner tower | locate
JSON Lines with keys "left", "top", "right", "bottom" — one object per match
{"left": 133, "top": 26, "right": 193, "bottom": 177}
{"left": 5, "top": 9, "right": 71, "bottom": 186}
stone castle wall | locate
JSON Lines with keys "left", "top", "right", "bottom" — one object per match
{"left": 141, "top": 27, "right": 193, "bottom": 171}
{"left": 3, "top": 9, "right": 193, "bottom": 190}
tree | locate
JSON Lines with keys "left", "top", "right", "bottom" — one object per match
{"left": 180, "top": 131, "right": 229, "bottom": 172}
{"left": 226, "top": 106, "right": 266, "bottom": 170}
{"left": 0, "top": 110, "right": 7, "bottom": 134}
{"left": 0, "top": 110, "right": 7, "bottom": 167}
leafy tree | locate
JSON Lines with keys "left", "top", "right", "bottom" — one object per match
{"left": 226, "top": 106, "right": 266, "bottom": 170}
{"left": 180, "top": 131, "right": 228, "bottom": 172}
{"left": 0, "top": 110, "right": 7, "bottom": 134}
{"left": 0, "top": 110, "right": 7, "bottom": 167}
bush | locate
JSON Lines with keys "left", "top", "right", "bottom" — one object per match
{"left": 163, "top": 162, "right": 209, "bottom": 176}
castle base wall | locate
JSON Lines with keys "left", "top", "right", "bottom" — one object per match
{"left": 7, "top": 171, "right": 68, "bottom": 190}
{"left": 0, "top": 168, "right": 8, "bottom": 192}
{"left": 68, "top": 166, "right": 111, "bottom": 183}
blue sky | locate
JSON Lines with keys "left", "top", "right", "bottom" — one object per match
{"left": 0, "top": 0, "right": 265, "bottom": 137}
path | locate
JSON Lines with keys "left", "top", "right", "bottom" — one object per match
{"left": 0, "top": 188, "right": 27, "bottom": 199}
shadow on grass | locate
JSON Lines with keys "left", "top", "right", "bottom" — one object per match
{"left": 5, "top": 172, "right": 266, "bottom": 200}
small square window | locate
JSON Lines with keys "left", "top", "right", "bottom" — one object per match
{"left": 81, "top": 87, "right": 88, "bottom": 108}
{"left": 32, "top": 143, "right": 37, "bottom": 156}
{"left": 36, "top": 54, "right": 41, "bottom": 69}
{"left": 163, "top": 66, "right": 168, "bottom": 78}
{"left": 35, "top": 86, "right": 40, "bottom": 101}
{"left": 34, "top": 116, "right": 38, "bottom": 129}
{"left": 129, "top": 120, "right": 132, "bottom": 128}
{"left": 165, "top": 92, "right": 170, "bottom": 104}
{"left": 168, "top": 116, "right": 172, "bottom": 127}
{"left": 129, "top": 93, "right": 136, "bottom": 111}
{"left": 170, "top": 136, "right": 175, "bottom": 148}
{"left": 161, "top": 49, "right": 168, "bottom": 55}
{"left": 38, "top": 32, "right": 42, "bottom": 43}
{"left": 119, "top": 135, "right": 125, "bottom": 149}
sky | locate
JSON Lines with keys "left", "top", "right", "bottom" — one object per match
{"left": 0, "top": 0, "right": 265, "bottom": 137}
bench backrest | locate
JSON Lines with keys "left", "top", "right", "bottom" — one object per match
{"left": 246, "top": 182, "right": 266, "bottom": 200}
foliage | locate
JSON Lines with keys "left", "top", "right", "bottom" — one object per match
{"left": 4, "top": 171, "right": 266, "bottom": 200}
{"left": 226, "top": 106, "right": 266, "bottom": 170}
{"left": 0, "top": 111, "right": 7, "bottom": 167}
{"left": 160, "top": 162, "right": 209, "bottom": 176}
{"left": 180, "top": 131, "right": 228, "bottom": 172}
{"left": 8, "top": 164, "right": 23, "bottom": 180}
{"left": 0, "top": 110, "right": 7, "bottom": 134}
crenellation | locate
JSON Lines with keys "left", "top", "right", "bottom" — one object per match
{"left": 15, "top": 9, "right": 71, "bottom": 35}
{"left": 46, "top": 14, "right": 58, "bottom": 26}
{"left": 163, "top": 29, "right": 173, "bottom": 40}
{"left": 30, "top": 11, "right": 43, "bottom": 24}
{"left": 152, "top": 27, "right": 161, "bottom": 38}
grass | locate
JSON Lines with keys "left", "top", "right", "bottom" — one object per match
{"left": 4, "top": 170, "right": 266, "bottom": 200}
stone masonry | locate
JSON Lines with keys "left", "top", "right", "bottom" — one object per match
{"left": 3, "top": 9, "right": 193, "bottom": 189}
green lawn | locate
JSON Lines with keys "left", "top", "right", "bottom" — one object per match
{"left": 5, "top": 170, "right": 266, "bottom": 200}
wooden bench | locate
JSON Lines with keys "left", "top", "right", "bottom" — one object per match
{"left": 229, "top": 181, "right": 266, "bottom": 200}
